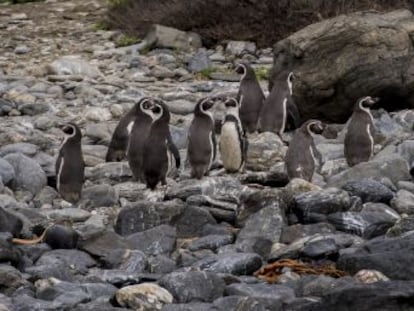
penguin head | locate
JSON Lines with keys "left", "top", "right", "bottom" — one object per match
{"left": 151, "top": 100, "right": 170, "bottom": 123}
{"left": 198, "top": 97, "right": 216, "bottom": 113}
{"left": 235, "top": 62, "right": 255, "bottom": 81}
{"left": 59, "top": 123, "right": 81, "bottom": 141}
{"left": 137, "top": 97, "right": 155, "bottom": 118}
{"left": 224, "top": 97, "right": 240, "bottom": 109}
{"left": 357, "top": 96, "right": 379, "bottom": 111}
{"left": 287, "top": 72, "right": 295, "bottom": 94}
{"left": 305, "top": 120, "right": 325, "bottom": 135}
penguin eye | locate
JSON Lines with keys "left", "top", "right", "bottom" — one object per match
{"left": 63, "top": 126, "right": 74, "bottom": 135}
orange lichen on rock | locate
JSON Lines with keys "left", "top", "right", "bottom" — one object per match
{"left": 254, "top": 259, "right": 347, "bottom": 284}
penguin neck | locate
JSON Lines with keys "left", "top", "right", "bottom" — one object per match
{"left": 287, "top": 80, "right": 293, "bottom": 96}
{"left": 356, "top": 105, "right": 374, "bottom": 124}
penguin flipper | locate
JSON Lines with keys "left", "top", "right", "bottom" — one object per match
{"left": 311, "top": 140, "right": 323, "bottom": 169}
{"left": 212, "top": 131, "right": 217, "bottom": 162}
{"left": 167, "top": 134, "right": 181, "bottom": 169}
{"left": 287, "top": 98, "right": 301, "bottom": 129}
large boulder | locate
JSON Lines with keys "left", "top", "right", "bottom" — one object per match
{"left": 271, "top": 9, "right": 414, "bottom": 122}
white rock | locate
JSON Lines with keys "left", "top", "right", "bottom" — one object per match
{"left": 115, "top": 283, "right": 173, "bottom": 310}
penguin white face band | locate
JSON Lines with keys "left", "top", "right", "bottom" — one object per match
{"left": 287, "top": 72, "right": 294, "bottom": 95}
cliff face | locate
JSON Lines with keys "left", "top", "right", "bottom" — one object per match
{"left": 271, "top": 9, "right": 414, "bottom": 122}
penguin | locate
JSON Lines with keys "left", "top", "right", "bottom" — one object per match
{"left": 126, "top": 97, "right": 155, "bottom": 182}
{"left": 219, "top": 97, "right": 248, "bottom": 173}
{"left": 258, "top": 71, "right": 300, "bottom": 134}
{"left": 344, "top": 96, "right": 379, "bottom": 167}
{"left": 285, "top": 119, "right": 325, "bottom": 182}
{"left": 143, "top": 100, "right": 180, "bottom": 190}
{"left": 187, "top": 97, "right": 217, "bottom": 179}
{"left": 235, "top": 61, "right": 265, "bottom": 133}
{"left": 55, "top": 123, "right": 84, "bottom": 203}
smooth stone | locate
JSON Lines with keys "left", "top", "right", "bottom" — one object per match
{"left": 341, "top": 178, "right": 394, "bottom": 204}
{"left": 115, "top": 283, "right": 173, "bottom": 310}
{"left": 42, "top": 208, "right": 91, "bottom": 222}
{"left": 390, "top": 189, "right": 414, "bottom": 214}
{"left": 281, "top": 223, "right": 336, "bottom": 244}
{"left": 81, "top": 184, "right": 119, "bottom": 208}
{"left": 188, "top": 234, "right": 234, "bottom": 251}
{"left": 0, "top": 158, "right": 15, "bottom": 185}
{"left": 46, "top": 55, "right": 102, "bottom": 78}
{"left": 225, "top": 283, "right": 295, "bottom": 304}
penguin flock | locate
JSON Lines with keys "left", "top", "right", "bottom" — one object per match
{"left": 54, "top": 61, "right": 379, "bottom": 203}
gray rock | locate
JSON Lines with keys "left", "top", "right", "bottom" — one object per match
{"left": 226, "top": 41, "right": 257, "bottom": 56}
{"left": 14, "top": 45, "right": 30, "bottom": 54}
{"left": 293, "top": 188, "right": 353, "bottom": 223}
{"left": 0, "top": 158, "right": 15, "bottom": 185}
{"left": 337, "top": 234, "right": 414, "bottom": 280}
{"left": 85, "top": 162, "right": 132, "bottom": 183}
{"left": 42, "top": 208, "right": 91, "bottom": 222}
{"left": 115, "top": 200, "right": 185, "bottom": 236}
{"left": 0, "top": 142, "right": 38, "bottom": 157}
{"left": 188, "top": 48, "right": 212, "bottom": 72}
{"left": 189, "top": 234, "right": 234, "bottom": 251}
{"left": 328, "top": 155, "right": 411, "bottom": 187}
{"left": 4, "top": 153, "right": 47, "bottom": 195}
{"left": 159, "top": 271, "right": 225, "bottom": 303}
{"left": 281, "top": 223, "right": 336, "bottom": 244}
{"left": 81, "top": 184, "right": 119, "bottom": 208}
{"left": 12, "top": 294, "right": 62, "bottom": 311}
{"left": 33, "top": 186, "right": 59, "bottom": 208}
{"left": 0, "top": 264, "right": 27, "bottom": 293}
{"left": 301, "top": 238, "right": 339, "bottom": 258}
{"left": 212, "top": 296, "right": 272, "bottom": 311}
{"left": 246, "top": 132, "right": 286, "bottom": 171}
{"left": 114, "top": 181, "right": 147, "bottom": 202}
{"left": 85, "top": 123, "right": 113, "bottom": 144}
{"left": 148, "top": 255, "right": 177, "bottom": 274}
{"left": 86, "top": 268, "right": 141, "bottom": 285}
{"left": 391, "top": 189, "right": 414, "bottom": 214}
{"left": 115, "top": 283, "right": 173, "bottom": 310}
{"left": 0, "top": 232, "right": 22, "bottom": 266}
{"left": 126, "top": 225, "right": 177, "bottom": 256}
{"left": 341, "top": 178, "right": 395, "bottom": 204}
{"left": 118, "top": 250, "right": 148, "bottom": 273}
{"left": 161, "top": 303, "right": 213, "bottom": 311}
{"left": 225, "top": 283, "right": 295, "bottom": 304}
{"left": 388, "top": 215, "right": 414, "bottom": 237}
{"left": 328, "top": 211, "right": 397, "bottom": 238}
{"left": 46, "top": 55, "right": 102, "bottom": 78}
{"left": 19, "top": 102, "right": 50, "bottom": 115}
{"left": 271, "top": 9, "right": 414, "bottom": 122}
{"left": 193, "top": 252, "right": 262, "bottom": 275}
{"left": 236, "top": 202, "right": 286, "bottom": 257}
{"left": 174, "top": 205, "right": 216, "bottom": 238}
{"left": 145, "top": 24, "right": 202, "bottom": 52}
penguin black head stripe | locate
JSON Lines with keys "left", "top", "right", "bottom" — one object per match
{"left": 357, "top": 96, "right": 379, "bottom": 111}
{"left": 306, "top": 120, "right": 325, "bottom": 135}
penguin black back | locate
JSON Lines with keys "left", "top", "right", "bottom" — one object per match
{"left": 285, "top": 120, "right": 325, "bottom": 182}
{"left": 143, "top": 101, "right": 179, "bottom": 190}
{"left": 344, "top": 96, "right": 378, "bottom": 167}
{"left": 187, "top": 97, "right": 217, "bottom": 179}
{"left": 127, "top": 97, "right": 155, "bottom": 182}
{"left": 235, "top": 62, "right": 265, "bottom": 133}
{"left": 56, "top": 123, "right": 84, "bottom": 203}
{"left": 258, "top": 71, "right": 300, "bottom": 134}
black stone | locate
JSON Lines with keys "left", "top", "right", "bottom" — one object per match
{"left": 342, "top": 178, "right": 395, "bottom": 204}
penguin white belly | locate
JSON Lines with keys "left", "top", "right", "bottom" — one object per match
{"left": 220, "top": 122, "right": 242, "bottom": 172}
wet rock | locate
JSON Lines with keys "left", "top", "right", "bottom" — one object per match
{"left": 12, "top": 294, "right": 61, "bottom": 311}
{"left": 188, "top": 234, "right": 234, "bottom": 252}
{"left": 86, "top": 268, "right": 141, "bottom": 285}
{"left": 297, "top": 281, "right": 414, "bottom": 311}
{"left": 145, "top": 24, "right": 202, "bottom": 52}
{"left": 225, "top": 283, "right": 295, "bottom": 305}
{"left": 390, "top": 189, "right": 414, "bottom": 214}
{"left": 174, "top": 205, "right": 216, "bottom": 238}
{"left": 293, "top": 188, "right": 353, "bottom": 223}
{"left": 0, "top": 264, "right": 27, "bottom": 293}
{"left": 327, "top": 211, "right": 397, "bottom": 238}
{"left": 192, "top": 252, "right": 262, "bottom": 275}
{"left": 42, "top": 208, "right": 91, "bottom": 222}
{"left": 46, "top": 55, "right": 102, "bottom": 78}
{"left": 212, "top": 296, "right": 272, "bottom": 311}
{"left": 148, "top": 255, "right": 177, "bottom": 274}
{"left": 126, "top": 225, "right": 177, "bottom": 256}
{"left": 159, "top": 271, "right": 225, "bottom": 303}
{"left": 235, "top": 201, "right": 286, "bottom": 257}
{"left": 0, "top": 207, "right": 22, "bottom": 237}
{"left": 3, "top": 153, "right": 47, "bottom": 195}
{"left": 115, "top": 200, "right": 185, "bottom": 236}
{"left": 281, "top": 223, "right": 336, "bottom": 244}
{"left": 161, "top": 303, "right": 213, "bottom": 311}
{"left": 341, "top": 178, "right": 394, "bottom": 204}
{"left": 338, "top": 234, "right": 414, "bottom": 280}
{"left": 301, "top": 238, "right": 339, "bottom": 259}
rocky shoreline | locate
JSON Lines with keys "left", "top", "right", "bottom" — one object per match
{"left": 1, "top": 1, "right": 414, "bottom": 310}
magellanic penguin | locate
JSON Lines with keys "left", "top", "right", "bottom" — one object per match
{"left": 127, "top": 97, "right": 155, "bottom": 182}
{"left": 187, "top": 97, "right": 217, "bottom": 179}
{"left": 219, "top": 97, "right": 248, "bottom": 173}
{"left": 285, "top": 119, "right": 325, "bottom": 182}
{"left": 235, "top": 62, "right": 265, "bottom": 133}
{"left": 56, "top": 123, "right": 85, "bottom": 203}
{"left": 106, "top": 97, "right": 152, "bottom": 162}
{"left": 258, "top": 71, "right": 300, "bottom": 134}
{"left": 143, "top": 100, "right": 180, "bottom": 190}
{"left": 344, "top": 96, "right": 379, "bottom": 167}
